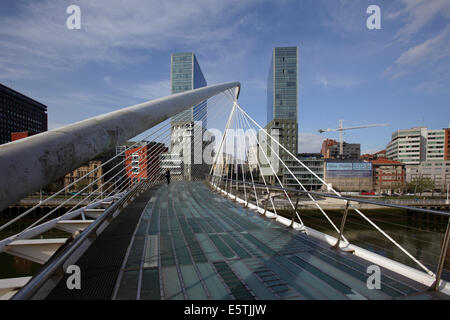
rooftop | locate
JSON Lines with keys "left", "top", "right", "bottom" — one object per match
{"left": 370, "top": 158, "right": 404, "bottom": 165}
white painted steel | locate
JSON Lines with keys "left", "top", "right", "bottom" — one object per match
{"left": 0, "top": 82, "right": 240, "bottom": 211}
{"left": 4, "top": 239, "right": 67, "bottom": 264}
{"left": 211, "top": 181, "right": 450, "bottom": 295}
{"left": 0, "top": 277, "right": 31, "bottom": 300}
{"left": 55, "top": 220, "right": 94, "bottom": 234}
{"left": 235, "top": 102, "right": 435, "bottom": 277}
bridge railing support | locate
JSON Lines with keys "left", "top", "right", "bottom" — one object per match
{"left": 333, "top": 200, "right": 350, "bottom": 250}
{"left": 212, "top": 177, "right": 450, "bottom": 289}
{"left": 288, "top": 196, "right": 300, "bottom": 229}
{"left": 431, "top": 217, "right": 450, "bottom": 291}
{"left": 11, "top": 178, "right": 150, "bottom": 300}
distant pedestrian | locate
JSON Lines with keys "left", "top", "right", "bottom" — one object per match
{"left": 165, "top": 169, "right": 171, "bottom": 185}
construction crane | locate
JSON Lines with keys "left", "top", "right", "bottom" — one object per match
{"left": 319, "top": 120, "right": 389, "bottom": 157}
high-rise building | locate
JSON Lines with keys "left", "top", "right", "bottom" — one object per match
{"left": 264, "top": 47, "right": 299, "bottom": 186}
{"left": 266, "top": 46, "right": 298, "bottom": 156}
{"left": 267, "top": 47, "right": 298, "bottom": 123}
{"left": 387, "top": 126, "right": 450, "bottom": 189}
{"left": 171, "top": 52, "right": 207, "bottom": 126}
{"left": 426, "top": 129, "right": 445, "bottom": 161}
{"left": 386, "top": 127, "right": 427, "bottom": 165}
{"left": 387, "top": 127, "right": 449, "bottom": 164}
{"left": 161, "top": 52, "right": 208, "bottom": 181}
{"left": 0, "top": 83, "right": 48, "bottom": 144}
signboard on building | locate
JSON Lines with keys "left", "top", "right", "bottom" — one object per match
{"left": 352, "top": 162, "right": 372, "bottom": 171}
{"left": 326, "top": 161, "right": 372, "bottom": 177}
{"left": 326, "top": 162, "right": 353, "bottom": 171}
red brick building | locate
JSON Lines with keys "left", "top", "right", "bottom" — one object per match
{"left": 11, "top": 131, "right": 37, "bottom": 141}
{"left": 125, "top": 142, "right": 168, "bottom": 183}
{"left": 370, "top": 158, "right": 405, "bottom": 194}
{"left": 444, "top": 128, "right": 450, "bottom": 161}
{"left": 320, "top": 139, "right": 338, "bottom": 159}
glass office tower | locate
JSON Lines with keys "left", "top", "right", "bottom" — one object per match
{"left": 162, "top": 52, "right": 208, "bottom": 181}
{"left": 264, "top": 47, "right": 299, "bottom": 184}
{"left": 171, "top": 52, "right": 207, "bottom": 127}
{"left": 267, "top": 47, "right": 298, "bottom": 123}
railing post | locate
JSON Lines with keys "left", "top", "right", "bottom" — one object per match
{"left": 263, "top": 193, "right": 271, "bottom": 216}
{"left": 244, "top": 182, "right": 248, "bottom": 207}
{"left": 270, "top": 195, "right": 278, "bottom": 219}
{"left": 289, "top": 195, "right": 300, "bottom": 229}
{"left": 430, "top": 217, "right": 450, "bottom": 291}
{"left": 333, "top": 200, "right": 350, "bottom": 249}
{"left": 218, "top": 176, "right": 223, "bottom": 193}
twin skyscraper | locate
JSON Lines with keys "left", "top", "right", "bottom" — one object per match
{"left": 163, "top": 47, "right": 299, "bottom": 184}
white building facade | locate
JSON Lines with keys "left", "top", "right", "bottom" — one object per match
{"left": 386, "top": 127, "right": 427, "bottom": 165}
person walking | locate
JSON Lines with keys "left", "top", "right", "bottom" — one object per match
{"left": 165, "top": 169, "right": 171, "bottom": 185}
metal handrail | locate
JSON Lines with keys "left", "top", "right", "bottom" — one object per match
{"left": 218, "top": 177, "right": 450, "bottom": 217}
{"left": 211, "top": 176, "right": 450, "bottom": 290}
{"left": 0, "top": 193, "right": 124, "bottom": 252}
{"left": 11, "top": 179, "right": 152, "bottom": 300}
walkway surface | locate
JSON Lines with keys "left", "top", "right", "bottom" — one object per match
{"left": 49, "top": 182, "right": 449, "bottom": 300}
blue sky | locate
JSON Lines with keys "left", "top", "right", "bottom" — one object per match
{"left": 0, "top": 0, "right": 449, "bottom": 154}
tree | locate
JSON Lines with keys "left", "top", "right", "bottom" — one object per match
{"left": 389, "top": 180, "right": 404, "bottom": 195}
{"left": 407, "top": 176, "right": 435, "bottom": 196}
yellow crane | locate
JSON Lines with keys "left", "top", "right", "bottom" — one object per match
{"left": 319, "top": 120, "right": 389, "bottom": 157}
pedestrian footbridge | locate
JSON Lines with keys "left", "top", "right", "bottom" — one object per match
{"left": 32, "top": 182, "right": 450, "bottom": 300}
{"left": 0, "top": 82, "right": 448, "bottom": 300}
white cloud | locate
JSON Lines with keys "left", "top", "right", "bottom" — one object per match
{"left": 383, "top": 0, "right": 450, "bottom": 87}
{"left": 396, "top": 25, "right": 450, "bottom": 66}
{"left": 316, "top": 74, "right": 362, "bottom": 89}
{"left": 386, "top": 0, "right": 450, "bottom": 42}
{"left": 298, "top": 133, "right": 324, "bottom": 153}
{"left": 0, "top": 0, "right": 267, "bottom": 130}
{"left": 384, "top": 25, "right": 450, "bottom": 80}
{"left": 103, "top": 76, "right": 112, "bottom": 85}
{"left": 0, "top": 0, "right": 260, "bottom": 80}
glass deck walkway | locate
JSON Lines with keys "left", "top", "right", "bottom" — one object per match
{"left": 49, "top": 182, "right": 449, "bottom": 300}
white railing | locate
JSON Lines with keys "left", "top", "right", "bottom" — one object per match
{"left": 208, "top": 94, "right": 450, "bottom": 292}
